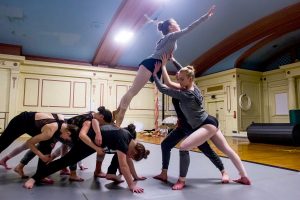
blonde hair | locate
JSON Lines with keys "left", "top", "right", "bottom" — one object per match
{"left": 179, "top": 65, "right": 195, "bottom": 80}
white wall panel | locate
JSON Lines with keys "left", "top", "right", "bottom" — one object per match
{"left": 23, "top": 78, "right": 39, "bottom": 106}
{"left": 41, "top": 80, "right": 71, "bottom": 107}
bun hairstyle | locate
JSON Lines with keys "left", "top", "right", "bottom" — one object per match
{"left": 179, "top": 65, "right": 195, "bottom": 79}
{"left": 157, "top": 18, "right": 174, "bottom": 35}
{"left": 125, "top": 123, "right": 137, "bottom": 139}
{"left": 145, "top": 14, "right": 176, "bottom": 36}
{"left": 133, "top": 142, "right": 150, "bottom": 161}
{"left": 97, "top": 106, "right": 112, "bottom": 123}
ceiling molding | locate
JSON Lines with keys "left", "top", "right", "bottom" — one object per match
{"left": 92, "top": 0, "right": 160, "bottom": 67}
{"left": 25, "top": 55, "right": 92, "bottom": 66}
{"left": 193, "top": 2, "right": 300, "bottom": 76}
{"left": 0, "top": 43, "right": 22, "bottom": 56}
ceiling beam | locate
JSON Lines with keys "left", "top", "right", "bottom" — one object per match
{"left": 92, "top": 0, "right": 160, "bottom": 67}
{"left": 192, "top": 2, "right": 300, "bottom": 76}
{"left": 235, "top": 18, "right": 300, "bottom": 68}
{"left": 0, "top": 43, "right": 22, "bottom": 56}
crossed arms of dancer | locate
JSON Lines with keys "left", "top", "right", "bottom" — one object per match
{"left": 26, "top": 115, "right": 74, "bottom": 163}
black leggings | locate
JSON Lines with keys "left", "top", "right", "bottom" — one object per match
{"left": 0, "top": 112, "right": 36, "bottom": 153}
{"left": 107, "top": 154, "right": 119, "bottom": 174}
{"left": 161, "top": 126, "right": 224, "bottom": 172}
{"left": 32, "top": 139, "right": 95, "bottom": 181}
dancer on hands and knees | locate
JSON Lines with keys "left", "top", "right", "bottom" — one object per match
{"left": 113, "top": 5, "right": 216, "bottom": 127}
{"left": 105, "top": 123, "right": 147, "bottom": 183}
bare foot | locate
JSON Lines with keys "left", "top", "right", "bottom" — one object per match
{"left": 172, "top": 179, "right": 185, "bottom": 190}
{"left": 0, "top": 157, "right": 11, "bottom": 170}
{"left": 24, "top": 178, "right": 35, "bottom": 189}
{"left": 14, "top": 165, "right": 28, "bottom": 179}
{"left": 153, "top": 173, "right": 167, "bottom": 183}
{"left": 94, "top": 171, "right": 106, "bottom": 178}
{"left": 233, "top": 176, "right": 251, "bottom": 185}
{"left": 106, "top": 174, "right": 124, "bottom": 184}
{"left": 221, "top": 171, "right": 230, "bottom": 184}
{"left": 69, "top": 175, "right": 84, "bottom": 182}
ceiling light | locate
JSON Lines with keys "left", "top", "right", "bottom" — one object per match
{"left": 114, "top": 30, "right": 134, "bottom": 44}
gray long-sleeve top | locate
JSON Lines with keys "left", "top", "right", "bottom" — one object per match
{"left": 153, "top": 75, "right": 208, "bottom": 129}
{"left": 149, "top": 15, "right": 208, "bottom": 60}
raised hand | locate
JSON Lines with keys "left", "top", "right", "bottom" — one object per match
{"left": 207, "top": 5, "right": 216, "bottom": 18}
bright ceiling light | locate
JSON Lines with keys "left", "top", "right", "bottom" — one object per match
{"left": 114, "top": 30, "right": 134, "bottom": 44}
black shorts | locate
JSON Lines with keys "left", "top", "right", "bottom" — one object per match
{"left": 139, "top": 58, "right": 162, "bottom": 82}
{"left": 199, "top": 115, "right": 219, "bottom": 129}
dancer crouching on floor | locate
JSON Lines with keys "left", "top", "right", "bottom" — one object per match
{"left": 24, "top": 107, "right": 150, "bottom": 193}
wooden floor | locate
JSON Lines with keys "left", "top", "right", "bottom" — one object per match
{"left": 137, "top": 133, "right": 300, "bottom": 171}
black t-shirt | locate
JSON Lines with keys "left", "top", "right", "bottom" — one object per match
{"left": 87, "top": 124, "right": 132, "bottom": 154}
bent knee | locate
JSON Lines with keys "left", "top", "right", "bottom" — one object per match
{"left": 179, "top": 143, "right": 190, "bottom": 151}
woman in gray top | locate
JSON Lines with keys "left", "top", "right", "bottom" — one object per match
{"left": 113, "top": 5, "right": 216, "bottom": 127}
{"left": 152, "top": 56, "right": 251, "bottom": 187}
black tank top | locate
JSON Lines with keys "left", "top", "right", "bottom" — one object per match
{"left": 35, "top": 113, "right": 64, "bottom": 139}
{"left": 66, "top": 112, "right": 94, "bottom": 129}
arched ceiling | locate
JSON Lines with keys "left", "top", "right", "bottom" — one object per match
{"left": 0, "top": 0, "right": 299, "bottom": 77}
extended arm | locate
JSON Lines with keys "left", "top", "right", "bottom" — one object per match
{"left": 153, "top": 62, "right": 186, "bottom": 99}
{"left": 126, "top": 157, "right": 146, "bottom": 181}
{"left": 171, "top": 5, "right": 216, "bottom": 39}
{"left": 159, "top": 54, "right": 181, "bottom": 89}
{"left": 117, "top": 151, "right": 144, "bottom": 193}
{"left": 171, "top": 57, "right": 183, "bottom": 71}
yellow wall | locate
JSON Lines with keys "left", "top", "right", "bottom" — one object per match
{"left": 195, "top": 69, "right": 239, "bottom": 136}
{"left": 1, "top": 53, "right": 299, "bottom": 136}
{"left": 0, "top": 54, "right": 157, "bottom": 131}
{"left": 196, "top": 62, "right": 300, "bottom": 136}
